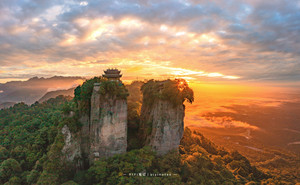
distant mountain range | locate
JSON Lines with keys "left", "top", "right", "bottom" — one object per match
{"left": 0, "top": 102, "right": 16, "bottom": 109}
{"left": 0, "top": 76, "right": 84, "bottom": 106}
{"left": 38, "top": 88, "right": 76, "bottom": 103}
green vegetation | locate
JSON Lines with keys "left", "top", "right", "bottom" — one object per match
{"left": 85, "top": 146, "right": 157, "bottom": 184}
{"left": 126, "top": 81, "right": 144, "bottom": 150}
{"left": 65, "top": 128, "right": 276, "bottom": 184}
{"left": 0, "top": 158, "right": 22, "bottom": 183}
{"left": 74, "top": 77, "right": 128, "bottom": 114}
{"left": 0, "top": 79, "right": 294, "bottom": 184}
{"left": 141, "top": 79, "right": 194, "bottom": 107}
{"left": 180, "top": 128, "right": 267, "bottom": 184}
{"left": 0, "top": 96, "right": 73, "bottom": 184}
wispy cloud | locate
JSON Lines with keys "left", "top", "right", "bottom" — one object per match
{"left": 188, "top": 116, "right": 259, "bottom": 130}
{"left": 0, "top": 0, "right": 299, "bottom": 83}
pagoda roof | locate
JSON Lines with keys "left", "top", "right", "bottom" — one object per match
{"left": 102, "top": 68, "right": 122, "bottom": 79}
{"left": 102, "top": 73, "right": 122, "bottom": 78}
{"left": 103, "top": 68, "right": 121, "bottom": 74}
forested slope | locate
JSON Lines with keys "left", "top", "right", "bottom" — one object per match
{"left": 0, "top": 85, "right": 291, "bottom": 184}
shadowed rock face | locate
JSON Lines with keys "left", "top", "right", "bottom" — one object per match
{"left": 89, "top": 84, "right": 127, "bottom": 162}
{"left": 140, "top": 100, "right": 185, "bottom": 155}
{"left": 61, "top": 125, "right": 83, "bottom": 169}
{"left": 61, "top": 82, "right": 127, "bottom": 167}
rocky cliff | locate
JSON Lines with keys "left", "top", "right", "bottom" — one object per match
{"left": 61, "top": 77, "right": 193, "bottom": 168}
{"left": 61, "top": 77, "right": 128, "bottom": 166}
{"left": 140, "top": 100, "right": 185, "bottom": 155}
{"left": 89, "top": 83, "right": 127, "bottom": 161}
{"left": 139, "top": 79, "right": 193, "bottom": 155}
{"left": 61, "top": 125, "right": 83, "bottom": 168}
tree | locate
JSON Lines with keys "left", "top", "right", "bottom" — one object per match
{"left": 4, "top": 176, "right": 21, "bottom": 185}
{"left": 0, "top": 146, "right": 9, "bottom": 163}
{"left": 0, "top": 158, "right": 22, "bottom": 183}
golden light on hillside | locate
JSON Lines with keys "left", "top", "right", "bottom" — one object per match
{"left": 178, "top": 80, "right": 185, "bottom": 91}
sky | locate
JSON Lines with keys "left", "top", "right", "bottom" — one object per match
{"left": 0, "top": 0, "right": 300, "bottom": 84}
{"left": 185, "top": 82, "right": 300, "bottom": 129}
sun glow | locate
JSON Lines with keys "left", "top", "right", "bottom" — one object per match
{"left": 223, "top": 75, "right": 240, "bottom": 79}
{"left": 178, "top": 81, "right": 185, "bottom": 91}
{"left": 207, "top": 72, "right": 223, "bottom": 77}
{"left": 89, "top": 27, "right": 107, "bottom": 40}
{"left": 169, "top": 68, "right": 239, "bottom": 80}
{"left": 160, "top": 25, "right": 168, "bottom": 32}
{"left": 120, "top": 18, "right": 143, "bottom": 29}
{"left": 85, "top": 17, "right": 113, "bottom": 41}
{"left": 60, "top": 34, "right": 77, "bottom": 46}
{"left": 201, "top": 34, "right": 216, "bottom": 43}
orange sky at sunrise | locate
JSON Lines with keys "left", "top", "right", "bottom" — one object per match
{"left": 184, "top": 82, "right": 300, "bottom": 129}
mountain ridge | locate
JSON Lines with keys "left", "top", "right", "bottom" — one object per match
{"left": 0, "top": 76, "right": 84, "bottom": 104}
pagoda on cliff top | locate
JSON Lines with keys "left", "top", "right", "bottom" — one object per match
{"left": 102, "top": 68, "right": 122, "bottom": 81}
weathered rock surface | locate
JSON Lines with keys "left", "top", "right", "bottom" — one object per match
{"left": 61, "top": 125, "right": 82, "bottom": 168}
{"left": 140, "top": 100, "right": 185, "bottom": 155}
{"left": 89, "top": 83, "right": 127, "bottom": 161}
{"left": 61, "top": 82, "right": 127, "bottom": 166}
{"left": 60, "top": 77, "right": 189, "bottom": 169}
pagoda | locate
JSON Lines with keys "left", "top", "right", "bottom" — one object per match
{"left": 102, "top": 68, "right": 122, "bottom": 81}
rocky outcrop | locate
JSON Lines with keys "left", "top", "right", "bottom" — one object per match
{"left": 60, "top": 77, "right": 192, "bottom": 169}
{"left": 139, "top": 79, "right": 193, "bottom": 155}
{"left": 61, "top": 82, "right": 128, "bottom": 166}
{"left": 140, "top": 100, "right": 185, "bottom": 155}
{"left": 61, "top": 125, "right": 83, "bottom": 168}
{"left": 88, "top": 83, "right": 127, "bottom": 162}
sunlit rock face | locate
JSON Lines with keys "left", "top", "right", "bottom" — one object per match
{"left": 140, "top": 100, "right": 185, "bottom": 155}
{"left": 88, "top": 83, "right": 127, "bottom": 162}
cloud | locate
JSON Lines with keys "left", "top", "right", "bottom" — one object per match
{"left": 188, "top": 116, "right": 259, "bottom": 130}
{"left": 0, "top": 0, "right": 299, "bottom": 83}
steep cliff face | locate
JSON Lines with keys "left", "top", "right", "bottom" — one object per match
{"left": 61, "top": 79, "right": 128, "bottom": 167}
{"left": 139, "top": 79, "right": 193, "bottom": 155}
{"left": 140, "top": 100, "right": 185, "bottom": 155}
{"left": 61, "top": 77, "right": 192, "bottom": 169}
{"left": 89, "top": 83, "right": 127, "bottom": 161}
{"left": 61, "top": 125, "right": 83, "bottom": 168}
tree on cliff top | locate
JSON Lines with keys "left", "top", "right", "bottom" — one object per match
{"left": 74, "top": 77, "right": 128, "bottom": 114}
{"left": 141, "top": 79, "right": 194, "bottom": 107}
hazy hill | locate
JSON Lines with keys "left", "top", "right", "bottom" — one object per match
{"left": 0, "top": 76, "right": 84, "bottom": 104}
{"left": 0, "top": 102, "right": 16, "bottom": 109}
{"left": 0, "top": 96, "right": 274, "bottom": 184}
{"left": 38, "top": 88, "right": 75, "bottom": 103}
{"left": 126, "top": 81, "right": 143, "bottom": 104}
{"left": 0, "top": 80, "right": 296, "bottom": 184}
